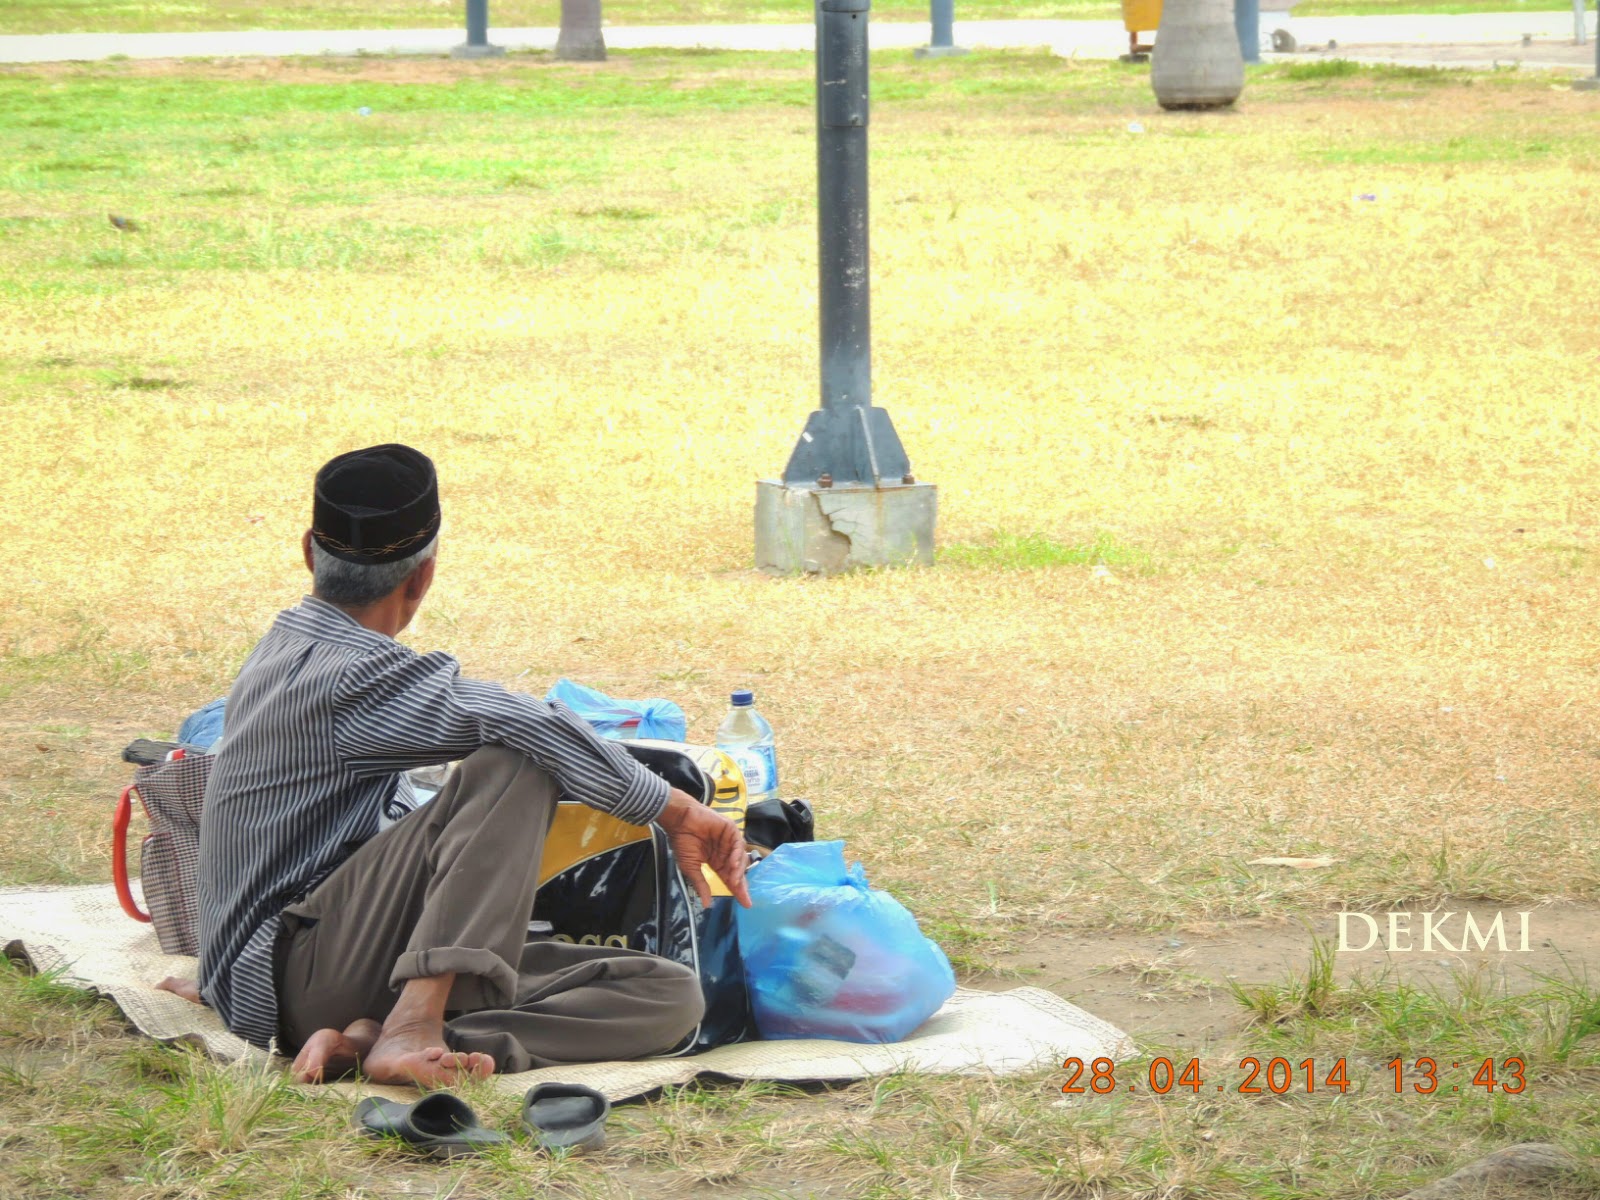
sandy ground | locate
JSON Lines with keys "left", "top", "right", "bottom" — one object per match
{"left": 981, "top": 903, "right": 1600, "bottom": 1048}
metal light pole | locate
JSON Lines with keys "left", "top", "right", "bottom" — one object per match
{"left": 803, "top": 0, "right": 888, "bottom": 478}
{"left": 452, "top": 0, "right": 504, "bottom": 57}
{"left": 1234, "top": 0, "right": 1262, "bottom": 63}
{"left": 754, "top": 0, "right": 937, "bottom": 574}
{"left": 916, "top": 0, "right": 969, "bottom": 58}
{"left": 1578, "top": 0, "right": 1600, "bottom": 88}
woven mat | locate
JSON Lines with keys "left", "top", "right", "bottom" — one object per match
{"left": 0, "top": 884, "right": 1135, "bottom": 1103}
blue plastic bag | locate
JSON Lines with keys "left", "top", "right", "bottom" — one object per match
{"left": 545, "top": 678, "right": 687, "bottom": 743}
{"left": 177, "top": 698, "right": 227, "bottom": 751}
{"left": 735, "top": 841, "right": 956, "bottom": 1044}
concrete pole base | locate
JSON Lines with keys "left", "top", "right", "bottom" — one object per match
{"left": 755, "top": 480, "right": 936, "bottom": 575}
{"left": 451, "top": 42, "right": 506, "bottom": 58}
{"left": 1575, "top": 77, "right": 1600, "bottom": 90}
{"left": 914, "top": 44, "right": 971, "bottom": 58}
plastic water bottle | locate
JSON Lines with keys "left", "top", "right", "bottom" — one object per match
{"left": 716, "top": 689, "right": 777, "bottom": 803}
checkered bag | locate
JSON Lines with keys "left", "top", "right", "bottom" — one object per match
{"left": 113, "top": 748, "right": 213, "bottom": 956}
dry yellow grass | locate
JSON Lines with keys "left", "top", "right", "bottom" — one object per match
{"left": 2, "top": 52, "right": 1597, "bottom": 956}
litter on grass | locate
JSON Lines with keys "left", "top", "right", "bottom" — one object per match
{"left": 1247, "top": 855, "right": 1340, "bottom": 869}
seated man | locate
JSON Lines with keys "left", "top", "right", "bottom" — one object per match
{"left": 197, "top": 443, "right": 749, "bottom": 1088}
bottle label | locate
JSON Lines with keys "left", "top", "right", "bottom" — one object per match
{"left": 729, "top": 745, "right": 777, "bottom": 796}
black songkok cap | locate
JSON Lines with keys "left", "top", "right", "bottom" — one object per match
{"left": 311, "top": 444, "right": 440, "bottom": 565}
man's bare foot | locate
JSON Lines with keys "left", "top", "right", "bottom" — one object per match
{"left": 155, "top": 976, "right": 203, "bottom": 1004}
{"left": 361, "top": 1020, "right": 494, "bottom": 1089}
{"left": 292, "top": 1018, "right": 381, "bottom": 1084}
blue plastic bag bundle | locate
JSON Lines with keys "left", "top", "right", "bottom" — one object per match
{"left": 545, "top": 678, "right": 687, "bottom": 742}
{"left": 177, "top": 698, "right": 227, "bottom": 751}
{"left": 735, "top": 840, "right": 956, "bottom": 1044}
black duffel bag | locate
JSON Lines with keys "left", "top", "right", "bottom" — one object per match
{"left": 531, "top": 739, "right": 813, "bottom": 1055}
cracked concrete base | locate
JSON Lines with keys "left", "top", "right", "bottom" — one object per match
{"left": 754, "top": 480, "right": 936, "bottom": 574}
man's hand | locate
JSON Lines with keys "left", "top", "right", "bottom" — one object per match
{"left": 657, "top": 788, "right": 753, "bottom": 910}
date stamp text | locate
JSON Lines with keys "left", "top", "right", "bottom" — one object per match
{"left": 1062, "top": 1056, "right": 1527, "bottom": 1096}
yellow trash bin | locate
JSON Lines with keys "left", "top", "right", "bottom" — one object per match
{"left": 1121, "top": 0, "right": 1162, "bottom": 56}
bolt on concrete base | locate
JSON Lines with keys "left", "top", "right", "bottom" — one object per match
{"left": 451, "top": 42, "right": 505, "bottom": 57}
{"left": 755, "top": 480, "right": 936, "bottom": 575}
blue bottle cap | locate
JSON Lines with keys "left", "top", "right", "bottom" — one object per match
{"left": 730, "top": 690, "right": 754, "bottom": 706}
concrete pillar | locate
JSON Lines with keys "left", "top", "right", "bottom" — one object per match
{"left": 1152, "top": 0, "right": 1245, "bottom": 110}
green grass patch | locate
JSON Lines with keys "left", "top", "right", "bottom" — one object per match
{"left": 0, "top": 62, "right": 816, "bottom": 129}
{"left": 1279, "top": 59, "right": 1365, "bottom": 82}
{"left": 1275, "top": 60, "right": 1466, "bottom": 86}
{"left": 941, "top": 531, "right": 1149, "bottom": 572}
{"left": 1311, "top": 134, "right": 1569, "bottom": 165}
{"left": 0, "top": 962, "right": 119, "bottom": 1025}
{"left": 1230, "top": 943, "right": 1600, "bottom": 1083}
{"left": 0, "top": 51, "right": 1185, "bottom": 287}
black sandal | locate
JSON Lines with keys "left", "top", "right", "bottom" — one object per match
{"left": 355, "top": 1093, "right": 509, "bottom": 1160}
{"left": 521, "top": 1082, "right": 610, "bottom": 1153}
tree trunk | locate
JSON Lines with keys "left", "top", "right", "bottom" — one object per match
{"left": 556, "top": 0, "right": 606, "bottom": 61}
{"left": 1151, "top": 0, "right": 1243, "bottom": 110}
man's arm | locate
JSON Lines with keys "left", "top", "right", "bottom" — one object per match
{"left": 328, "top": 646, "right": 755, "bottom": 910}
{"left": 332, "top": 643, "right": 670, "bottom": 826}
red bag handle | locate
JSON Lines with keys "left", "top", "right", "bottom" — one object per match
{"left": 113, "top": 784, "right": 152, "bottom": 924}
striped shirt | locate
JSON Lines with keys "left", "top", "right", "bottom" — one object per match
{"left": 196, "top": 595, "right": 670, "bottom": 1050}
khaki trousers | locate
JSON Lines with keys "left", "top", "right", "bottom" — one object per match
{"left": 275, "top": 745, "right": 704, "bottom": 1073}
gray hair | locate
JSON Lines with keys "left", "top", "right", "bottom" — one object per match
{"left": 311, "top": 536, "right": 438, "bottom": 608}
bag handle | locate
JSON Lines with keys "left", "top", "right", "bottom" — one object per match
{"left": 112, "top": 784, "right": 152, "bottom": 924}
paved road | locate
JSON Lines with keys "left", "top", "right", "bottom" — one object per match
{"left": 0, "top": 13, "right": 1595, "bottom": 72}
{"left": 1329, "top": 39, "right": 1595, "bottom": 68}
